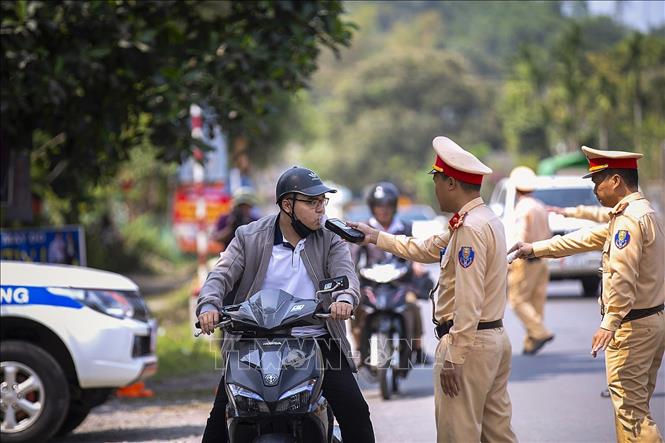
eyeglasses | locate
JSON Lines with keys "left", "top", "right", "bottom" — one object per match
{"left": 294, "top": 197, "right": 329, "bottom": 209}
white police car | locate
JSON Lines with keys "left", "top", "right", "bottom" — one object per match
{"left": 1, "top": 261, "right": 157, "bottom": 442}
{"left": 489, "top": 175, "right": 604, "bottom": 297}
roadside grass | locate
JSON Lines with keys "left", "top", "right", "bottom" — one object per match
{"left": 146, "top": 280, "right": 219, "bottom": 380}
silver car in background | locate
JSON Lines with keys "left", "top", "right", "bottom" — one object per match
{"left": 489, "top": 175, "right": 604, "bottom": 297}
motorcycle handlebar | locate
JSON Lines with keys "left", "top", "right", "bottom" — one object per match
{"left": 193, "top": 312, "right": 355, "bottom": 337}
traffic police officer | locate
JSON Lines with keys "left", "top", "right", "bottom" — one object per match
{"left": 507, "top": 166, "right": 554, "bottom": 355}
{"left": 510, "top": 146, "right": 665, "bottom": 442}
{"left": 350, "top": 137, "right": 517, "bottom": 443}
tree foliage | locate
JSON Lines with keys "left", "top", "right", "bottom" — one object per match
{"left": 500, "top": 23, "right": 665, "bottom": 178}
{"left": 302, "top": 49, "right": 496, "bottom": 195}
{"left": 299, "top": 1, "right": 572, "bottom": 197}
{"left": 1, "top": 0, "right": 353, "bottom": 219}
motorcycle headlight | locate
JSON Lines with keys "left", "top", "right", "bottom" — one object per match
{"left": 275, "top": 379, "right": 317, "bottom": 413}
{"left": 227, "top": 384, "right": 269, "bottom": 413}
{"left": 47, "top": 287, "right": 135, "bottom": 319}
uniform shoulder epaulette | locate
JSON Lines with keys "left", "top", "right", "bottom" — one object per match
{"left": 448, "top": 212, "right": 467, "bottom": 231}
{"left": 610, "top": 202, "right": 629, "bottom": 218}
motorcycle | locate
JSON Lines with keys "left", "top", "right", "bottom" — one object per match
{"left": 195, "top": 276, "right": 350, "bottom": 443}
{"left": 357, "top": 258, "right": 413, "bottom": 400}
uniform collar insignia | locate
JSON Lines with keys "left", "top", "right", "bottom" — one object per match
{"left": 610, "top": 202, "right": 628, "bottom": 218}
{"left": 448, "top": 212, "right": 467, "bottom": 231}
{"left": 611, "top": 192, "right": 644, "bottom": 217}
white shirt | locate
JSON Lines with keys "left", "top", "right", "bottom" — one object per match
{"left": 261, "top": 227, "right": 327, "bottom": 337}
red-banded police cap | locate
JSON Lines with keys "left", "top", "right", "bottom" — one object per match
{"left": 581, "top": 146, "right": 642, "bottom": 179}
{"left": 429, "top": 137, "right": 492, "bottom": 185}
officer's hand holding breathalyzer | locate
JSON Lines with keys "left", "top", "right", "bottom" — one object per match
{"left": 507, "top": 241, "right": 535, "bottom": 262}
{"left": 344, "top": 221, "right": 379, "bottom": 246}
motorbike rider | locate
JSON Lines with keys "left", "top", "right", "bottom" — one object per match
{"left": 351, "top": 181, "right": 433, "bottom": 366}
{"left": 197, "top": 166, "right": 375, "bottom": 443}
{"left": 211, "top": 186, "right": 260, "bottom": 251}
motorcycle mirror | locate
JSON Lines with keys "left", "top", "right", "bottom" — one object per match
{"left": 318, "top": 276, "right": 349, "bottom": 292}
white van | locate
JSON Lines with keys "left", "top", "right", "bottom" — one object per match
{"left": 489, "top": 175, "right": 604, "bottom": 297}
{"left": 1, "top": 261, "right": 157, "bottom": 442}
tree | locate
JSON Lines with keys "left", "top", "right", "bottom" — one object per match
{"left": 303, "top": 49, "right": 495, "bottom": 196}
{"left": 1, "top": 0, "right": 353, "bottom": 222}
{"left": 499, "top": 46, "right": 551, "bottom": 161}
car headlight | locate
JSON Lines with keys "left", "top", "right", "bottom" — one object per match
{"left": 47, "top": 287, "right": 134, "bottom": 319}
{"left": 227, "top": 384, "right": 269, "bottom": 413}
{"left": 275, "top": 379, "right": 317, "bottom": 413}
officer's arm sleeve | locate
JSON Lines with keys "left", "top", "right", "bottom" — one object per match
{"left": 564, "top": 206, "right": 611, "bottom": 223}
{"left": 601, "top": 216, "right": 643, "bottom": 331}
{"left": 376, "top": 230, "right": 450, "bottom": 264}
{"left": 196, "top": 229, "right": 246, "bottom": 316}
{"left": 328, "top": 234, "right": 360, "bottom": 308}
{"left": 445, "top": 226, "right": 486, "bottom": 365}
{"left": 533, "top": 224, "right": 607, "bottom": 258}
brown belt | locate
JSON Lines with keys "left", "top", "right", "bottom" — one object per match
{"left": 620, "top": 304, "right": 664, "bottom": 324}
{"left": 435, "top": 319, "right": 503, "bottom": 340}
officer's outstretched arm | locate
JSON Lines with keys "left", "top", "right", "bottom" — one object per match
{"left": 349, "top": 221, "right": 449, "bottom": 263}
{"left": 378, "top": 231, "right": 449, "bottom": 264}
{"left": 563, "top": 205, "right": 611, "bottom": 223}
{"left": 532, "top": 224, "right": 607, "bottom": 258}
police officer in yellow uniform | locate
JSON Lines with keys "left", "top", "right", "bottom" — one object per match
{"left": 507, "top": 166, "right": 554, "bottom": 355}
{"left": 510, "top": 146, "right": 665, "bottom": 442}
{"left": 350, "top": 137, "right": 517, "bottom": 443}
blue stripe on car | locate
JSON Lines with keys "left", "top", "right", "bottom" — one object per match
{"left": 0, "top": 285, "right": 83, "bottom": 309}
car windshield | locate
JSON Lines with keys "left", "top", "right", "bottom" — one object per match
{"left": 532, "top": 188, "right": 598, "bottom": 207}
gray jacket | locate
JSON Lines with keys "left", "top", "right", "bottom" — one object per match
{"left": 197, "top": 213, "right": 360, "bottom": 372}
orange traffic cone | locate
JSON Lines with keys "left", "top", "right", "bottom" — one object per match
{"left": 116, "top": 381, "right": 154, "bottom": 398}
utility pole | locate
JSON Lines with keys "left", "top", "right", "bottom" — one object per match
{"left": 190, "top": 104, "right": 208, "bottom": 335}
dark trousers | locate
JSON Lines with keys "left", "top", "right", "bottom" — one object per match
{"left": 202, "top": 337, "right": 375, "bottom": 443}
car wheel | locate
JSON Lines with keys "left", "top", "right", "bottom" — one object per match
{"left": 1, "top": 340, "right": 70, "bottom": 443}
{"left": 581, "top": 277, "right": 600, "bottom": 297}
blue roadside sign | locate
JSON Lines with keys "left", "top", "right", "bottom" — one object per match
{"left": 0, "top": 225, "right": 86, "bottom": 266}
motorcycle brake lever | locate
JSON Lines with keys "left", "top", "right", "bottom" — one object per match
{"left": 314, "top": 313, "right": 356, "bottom": 320}
{"left": 194, "top": 318, "right": 232, "bottom": 337}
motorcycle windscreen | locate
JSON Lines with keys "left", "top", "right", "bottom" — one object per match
{"left": 237, "top": 289, "right": 320, "bottom": 330}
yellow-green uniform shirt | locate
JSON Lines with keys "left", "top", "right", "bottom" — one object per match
{"left": 534, "top": 192, "right": 665, "bottom": 331}
{"left": 377, "top": 197, "right": 508, "bottom": 364}
{"left": 563, "top": 205, "right": 611, "bottom": 223}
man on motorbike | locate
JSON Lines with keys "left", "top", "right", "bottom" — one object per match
{"left": 351, "top": 182, "right": 433, "bottom": 366}
{"left": 211, "top": 186, "right": 260, "bottom": 252}
{"left": 197, "top": 166, "right": 375, "bottom": 443}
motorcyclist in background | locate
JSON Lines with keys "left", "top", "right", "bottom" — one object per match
{"left": 350, "top": 182, "right": 433, "bottom": 365}
{"left": 212, "top": 186, "right": 260, "bottom": 252}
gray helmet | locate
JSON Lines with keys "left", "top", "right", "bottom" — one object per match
{"left": 232, "top": 186, "right": 257, "bottom": 207}
{"left": 366, "top": 181, "right": 399, "bottom": 209}
{"left": 275, "top": 166, "right": 337, "bottom": 203}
